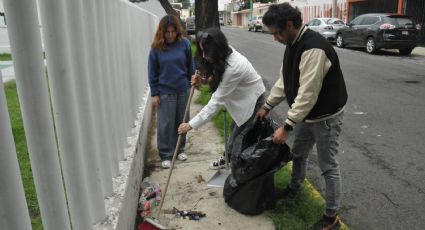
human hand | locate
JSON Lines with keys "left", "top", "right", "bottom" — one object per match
{"left": 256, "top": 106, "right": 270, "bottom": 121}
{"left": 191, "top": 72, "right": 202, "bottom": 87}
{"left": 178, "top": 123, "right": 192, "bottom": 134}
{"left": 272, "top": 127, "right": 288, "bottom": 145}
{"left": 152, "top": 96, "right": 160, "bottom": 109}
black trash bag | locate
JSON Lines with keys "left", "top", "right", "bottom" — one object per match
{"left": 223, "top": 118, "right": 293, "bottom": 215}
{"left": 231, "top": 118, "right": 293, "bottom": 183}
{"left": 223, "top": 171, "right": 276, "bottom": 215}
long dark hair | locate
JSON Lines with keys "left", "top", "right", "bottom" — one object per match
{"left": 196, "top": 28, "right": 233, "bottom": 92}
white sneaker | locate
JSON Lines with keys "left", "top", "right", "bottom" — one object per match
{"left": 161, "top": 160, "right": 171, "bottom": 169}
{"left": 177, "top": 153, "right": 188, "bottom": 161}
{"left": 209, "top": 156, "right": 226, "bottom": 170}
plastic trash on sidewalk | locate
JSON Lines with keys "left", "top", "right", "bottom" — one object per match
{"left": 223, "top": 118, "right": 293, "bottom": 215}
{"left": 138, "top": 177, "right": 162, "bottom": 217}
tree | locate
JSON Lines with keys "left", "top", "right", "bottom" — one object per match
{"left": 158, "top": 0, "right": 179, "bottom": 17}
{"left": 195, "top": 0, "right": 219, "bottom": 32}
{"left": 156, "top": 0, "right": 219, "bottom": 33}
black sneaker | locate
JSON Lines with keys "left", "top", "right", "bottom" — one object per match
{"left": 312, "top": 215, "right": 341, "bottom": 230}
{"left": 276, "top": 185, "right": 299, "bottom": 199}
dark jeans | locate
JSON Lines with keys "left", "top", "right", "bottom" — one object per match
{"left": 156, "top": 90, "right": 189, "bottom": 160}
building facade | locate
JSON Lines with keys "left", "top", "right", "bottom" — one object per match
{"left": 224, "top": 0, "right": 423, "bottom": 44}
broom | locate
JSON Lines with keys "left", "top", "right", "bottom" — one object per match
{"left": 140, "top": 85, "right": 195, "bottom": 230}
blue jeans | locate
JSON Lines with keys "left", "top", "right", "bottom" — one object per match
{"left": 156, "top": 91, "right": 189, "bottom": 160}
{"left": 290, "top": 112, "right": 344, "bottom": 216}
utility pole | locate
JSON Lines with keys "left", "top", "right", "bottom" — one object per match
{"left": 250, "top": 0, "right": 253, "bottom": 19}
{"left": 332, "top": 0, "right": 337, "bottom": 18}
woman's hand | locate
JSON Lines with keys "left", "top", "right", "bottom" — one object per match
{"left": 178, "top": 123, "right": 192, "bottom": 134}
{"left": 191, "top": 72, "right": 202, "bottom": 88}
{"left": 152, "top": 96, "right": 160, "bottom": 109}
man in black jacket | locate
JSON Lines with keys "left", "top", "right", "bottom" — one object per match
{"left": 256, "top": 3, "right": 347, "bottom": 230}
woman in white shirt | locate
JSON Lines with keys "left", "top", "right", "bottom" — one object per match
{"left": 178, "top": 27, "right": 265, "bottom": 169}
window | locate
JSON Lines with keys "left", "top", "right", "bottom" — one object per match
{"left": 308, "top": 19, "right": 321, "bottom": 26}
{"left": 388, "top": 17, "right": 414, "bottom": 27}
{"left": 361, "top": 16, "right": 380, "bottom": 25}
{"left": 350, "top": 16, "right": 364, "bottom": 26}
{"left": 327, "top": 19, "right": 344, "bottom": 25}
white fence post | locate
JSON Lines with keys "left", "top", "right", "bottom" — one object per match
{"left": 2, "top": 0, "right": 72, "bottom": 229}
{"left": 62, "top": 0, "right": 108, "bottom": 223}
{"left": 83, "top": 0, "right": 114, "bottom": 197}
{"left": 0, "top": 79, "right": 32, "bottom": 230}
{"left": 96, "top": 0, "right": 120, "bottom": 176}
{"left": 37, "top": 0, "right": 93, "bottom": 228}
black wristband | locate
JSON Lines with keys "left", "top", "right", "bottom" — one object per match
{"left": 284, "top": 123, "right": 293, "bottom": 132}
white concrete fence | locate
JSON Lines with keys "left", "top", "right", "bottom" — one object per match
{"left": 0, "top": 0, "right": 160, "bottom": 229}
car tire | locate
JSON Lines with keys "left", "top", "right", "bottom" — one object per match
{"left": 365, "top": 37, "right": 377, "bottom": 54}
{"left": 399, "top": 48, "right": 413, "bottom": 56}
{"left": 254, "top": 27, "right": 258, "bottom": 32}
{"left": 336, "top": 34, "right": 345, "bottom": 48}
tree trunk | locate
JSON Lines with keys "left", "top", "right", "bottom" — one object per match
{"left": 195, "top": 0, "right": 219, "bottom": 33}
{"left": 158, "top": 0, "right": 179, "bottom": 17}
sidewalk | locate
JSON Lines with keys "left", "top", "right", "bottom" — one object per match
{"left": 144, "top": 90, "right": 275, "bottom": 229}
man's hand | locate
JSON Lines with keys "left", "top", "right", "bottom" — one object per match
{"left": 152, "top": 96, "right": 160, "bottom": 109}
{"left": 272, "top": 127, "right": 289, "bottom": 144}
{"left": 256, "top": 106, "right": 270, "bottom": 121}
{"left": 178, "top": 123, "right": 192, "bottom": 134}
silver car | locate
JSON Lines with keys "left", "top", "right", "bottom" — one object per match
{"left": 307, "top": 18, "right": 345, "bottom": 43}
{"left": 248, "top": 15, "right": 263, "bottom": 32}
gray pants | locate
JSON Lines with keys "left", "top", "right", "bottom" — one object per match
{"left": 156, "top": 91, "right": 189, "bottom": 160}
{"left": 290, "top": 112, "right": 344, "bottom": 216}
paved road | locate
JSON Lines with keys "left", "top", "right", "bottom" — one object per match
{"left": 222, "top": 26, "right": 425, "bottom": 230}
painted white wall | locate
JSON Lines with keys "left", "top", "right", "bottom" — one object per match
{"left": 287, "top": 0, "right": 348, "bottom": 23}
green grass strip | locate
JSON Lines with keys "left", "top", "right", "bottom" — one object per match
{"left": 0, "top": 53, "right": 12, "bottom": 61}
{"left": 4, "top": 81, "right": 43, "bottom": 229}
{"left": 195, "top": 85, "right": 349, "bottom": 229}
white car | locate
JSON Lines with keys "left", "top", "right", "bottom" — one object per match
{"left": 307, "top": 18, "right": 345, "bottom": 43}
{"left": 248, "top": 15, "right": 263, "bottom": 32}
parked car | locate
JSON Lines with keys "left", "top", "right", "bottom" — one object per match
{"left": 336, "top": 13, "right": 421, "bottom": 55}
{"left": 186, "top": 16, "right": 195, "bottom": 35}
{"left": 307, "top": 18, "right": 346, "bottom": 43}
{"left": 219, "top": 18, "right": 224, "bottom": 26}
{"left": 248, "top": 15, "right": 263, "bottom": 32}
